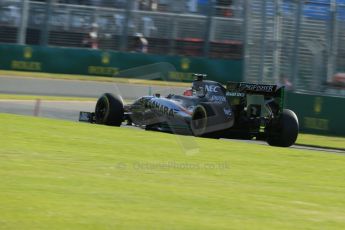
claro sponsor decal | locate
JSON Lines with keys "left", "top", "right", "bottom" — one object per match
{"left": 141, "top": 98, "right": 175, "bottom": 117}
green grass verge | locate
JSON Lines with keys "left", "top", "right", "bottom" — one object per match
{"left": 296, "top": 133, "right": 345, "bottom": 150}
{"left": 0, "top": 70, "right": 189, "bottom": 87}
{"left": 1, "top": 113, "right": 345, "bottom": 229}
{"left": 0, "top": 93, "right": 97, "bottom": 101}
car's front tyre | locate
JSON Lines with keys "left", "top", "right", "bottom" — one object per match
{"left": 95, "top": 93, "right": 124, "bottom": 126}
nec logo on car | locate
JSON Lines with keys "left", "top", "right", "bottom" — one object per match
{"left": 205, "top": 85, "right": 220, "bottom": 93}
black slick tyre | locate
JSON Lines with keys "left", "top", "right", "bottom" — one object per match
{"left": 95, "top": 93, "right": 124, "bottom": 126}
{"left": 267, "top": 109, "right": 299, "bottom": 147}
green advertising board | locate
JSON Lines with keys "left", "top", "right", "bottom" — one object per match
{"left": 285, "top": 92, "right": 345, "bottom": 137}
{"left": 0, "top": 44, "right": 243, "bottom": 83}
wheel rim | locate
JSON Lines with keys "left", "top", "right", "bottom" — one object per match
{"left": 95, "top": 97, "right": 108, "bottom": 122}
{"left": 191, "top": 106, "right": 207, "bottom": 136}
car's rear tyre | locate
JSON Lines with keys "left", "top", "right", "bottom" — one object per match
{"left": 266, "top": 109, "right": 299, "bottom": 147}
{"left": 95, "top": 93, "right": 124, "bottom": 126}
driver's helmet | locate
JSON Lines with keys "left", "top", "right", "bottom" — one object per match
{"left": 192, "top": 81, "right": 207, "bottom": 97}
{"left": 183, "top": 88, "right": 193, "bottom": 96}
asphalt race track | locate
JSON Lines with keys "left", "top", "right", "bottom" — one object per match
{"left": 0, "top": 100, "right": 96, "bottom": 121}
{"left": 1, "top": 75, "right": 344, "bottom": 155}
{"left": 0, "top": 75, "right": 186, "bottom": 121}
{"left": 0, "top": 74, "right": 186, "bottom": 120}
{"left": 0, "top": 75, "right": 185, "bottom": 99}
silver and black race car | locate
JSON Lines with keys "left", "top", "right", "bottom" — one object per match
{"left": 79, "top": 74, "right": 299, "bottom": 147}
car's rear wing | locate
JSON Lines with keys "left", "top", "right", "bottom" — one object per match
{"left": 226, "top": 82, "right": 286, "bottom": 115}
{"left": 226, "top": 82, "right": 284, "bottom": 97}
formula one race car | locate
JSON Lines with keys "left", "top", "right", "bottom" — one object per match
{"left": 79, "top": 74, "right": 299, "bottom": 147}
